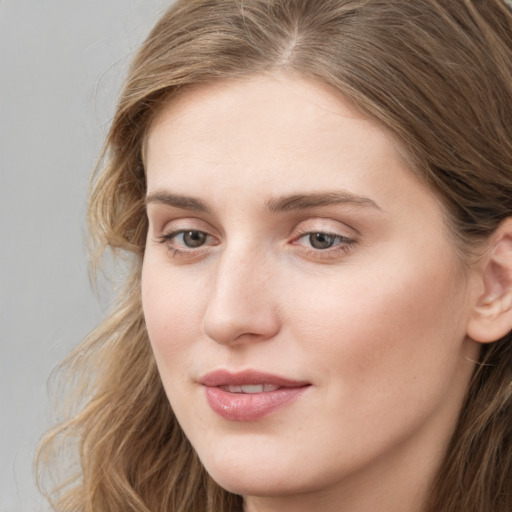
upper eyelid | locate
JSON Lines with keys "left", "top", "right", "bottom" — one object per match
{"left": 294, "top": 231, "right": 355, "bottom": 241}
{"left": 157, "top": 229, "right": 356, "bottom": 254}
{"left": 153, "top": 216, "right": 219, "bottom": 236}
{"left": 292, "top": 232, "right": 357, "bottom": 251}
{"left": 154, "top": 230, "right": 219, "bottom": 256}
{"left": 159, "top": 229, "right": 216, "bottom": 243}
{"left": 152, "top": 215, "right": 358, "bottom": 242}
{"left": 290, "top": 218, "right": 359, "bottom": 239}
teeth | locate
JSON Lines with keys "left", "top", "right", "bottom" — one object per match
{"left": 224, "top": 385, "right": 242, "bottom": 393}
{"left": 241, "top": 384, "right": 265, "bottom": 393}
{"left": 221, "top": 384, "right": 280, "bottom": 393}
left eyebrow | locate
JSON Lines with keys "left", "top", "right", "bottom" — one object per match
{"left": 266, "top": 192, "right": 381, "bottom": 212}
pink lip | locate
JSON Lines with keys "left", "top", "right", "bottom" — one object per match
{"left": 199, "top": 370, "right": 310, "bottom": 422}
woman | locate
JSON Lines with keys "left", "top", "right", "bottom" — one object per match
{"left": 37, "top": 1, "right": 512, "bottom": 511}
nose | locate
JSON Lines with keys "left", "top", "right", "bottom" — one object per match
{"left": 201, "top": 246, "right": 281, "bottom": 346}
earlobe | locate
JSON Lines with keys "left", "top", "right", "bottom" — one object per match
{"left": 467, "top": 218, "right": 512, "bottom": 344}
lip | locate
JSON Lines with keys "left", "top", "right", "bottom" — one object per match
{"left": 199, "top": 370, "right": 311, "bottom": 422}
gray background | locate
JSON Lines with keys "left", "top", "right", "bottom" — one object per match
{"left": 0, "top": 1, "right": 172, "bottom": 509}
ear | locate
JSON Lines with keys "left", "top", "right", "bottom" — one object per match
{"left": 467, "top": 218, "right": 512, "bottom": 343}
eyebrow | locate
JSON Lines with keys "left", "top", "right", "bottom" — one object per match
{"left": 145, "top": 190, "right": 381, "bottom": 213}
{"left": 146, "top": 191, "right": 211, "bottom": 212}
{"left": 266, "top": 192, "right": 381, "bottom": 212}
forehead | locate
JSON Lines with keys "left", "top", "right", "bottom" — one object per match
{"left": 145, "top": 73, "right": 408, "bottom": 193}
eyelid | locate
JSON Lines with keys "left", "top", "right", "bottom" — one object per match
{"left": 152, "top": 216, "right": 220, "bottom": 259}
{"left": 151, "top": 216, "right": 359, "bottom": 262}
{"left": 150, "top": 212, "right": 216, "bottom": 233}
{"left": 289, "top": 217, "right": 358, "bottom": 240}
{"left": 156, "top": 227, "right": 219, "bottom": 251}
{"left": 154, "top": 229, "right": 219, "bottom": 263}
{"left": 292, "top": 231, "right": 356, "bottom": 250}
{"left": 293, "top": 231, "right": 355, "bottom": 245}
{"left": 289, "top": 218, "right": 359, "bottom": 259}
{"left": 157, "top": 229, "right": 216, "bottom": 246}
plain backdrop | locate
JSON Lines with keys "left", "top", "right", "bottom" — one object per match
{"left": 0, "top": 1, "right": 172, "bottom": 509}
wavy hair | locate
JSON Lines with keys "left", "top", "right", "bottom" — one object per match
{"left": 37, "top": 1, "right": 512, "bottom": 511}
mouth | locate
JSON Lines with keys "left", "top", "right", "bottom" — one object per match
{"left": 199, "top": 370, "right": 311, "bottom": 422}
{"left": 219, "top": 384, "right": 281, "bottom": 393}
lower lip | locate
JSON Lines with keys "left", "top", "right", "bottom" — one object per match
{"left": 205, "top": 386, "right": 308, "bottom": 421}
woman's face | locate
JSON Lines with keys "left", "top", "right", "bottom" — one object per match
{"left": 142, "top": 74, "right": 481, "bottom": 510}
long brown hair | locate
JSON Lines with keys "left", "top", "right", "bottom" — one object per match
{"left": 37, "top": 1, "right": 512, "bottom": 511}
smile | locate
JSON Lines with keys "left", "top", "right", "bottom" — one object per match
{"left": 200, "top": 370, "right": 311, "bottom": 422}
{"left": 219, "top": 384, "right": 280, "bottom": 393}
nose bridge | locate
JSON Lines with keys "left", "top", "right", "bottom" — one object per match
{"left": 201, "top": 241, "right": 280, "bottom": 345}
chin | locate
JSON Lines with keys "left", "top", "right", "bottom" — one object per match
{"left": 207, "top": 468, "right": 301, "bottom": 497}
{"left": 198, "top": 447, "right": 323, "bottom": 498}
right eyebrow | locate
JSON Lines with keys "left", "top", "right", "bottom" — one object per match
{"left": 145, "top": 191, "right": 211, "bottom": 213}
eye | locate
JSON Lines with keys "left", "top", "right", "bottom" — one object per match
{"left": 306, "top": 232, "right": 342, "bottom": 250}
{"left": 156, "top": 228, "right": 218, "bottom": 257}
{"left": 290, "top": 226, "right": 358, "bottom": 261}
{"left": 296, "top": 232, "right": 355, "bottom": 250}
{"left": 177, "top": 230, "right": 208, "bottom": 248}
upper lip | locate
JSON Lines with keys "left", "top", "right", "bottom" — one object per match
{"left": 199, "top": 370, "right": 310, "bottom": 388}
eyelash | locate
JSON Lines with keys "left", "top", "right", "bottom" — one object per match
{"left": 155, "top": 228, "right": 358, "bottom": 261}
{"left": 292, "top": 231, "right": 357, "bottom": 258}
{"left": 156, "top": 230, "right": 217, "bottom": 259}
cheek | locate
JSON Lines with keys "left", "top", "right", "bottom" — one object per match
{"left": 141, "top": 256, "right": 206, "bottom": 372}
{"left": 286, "top": 247, "right": 471, "bottom": 406}
{"left": 276, "top": 264, "right": 472, "bottom": 466}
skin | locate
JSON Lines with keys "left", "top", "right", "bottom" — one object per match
{"left": 141, "top": 73, "right": 483, "bottom": 512}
